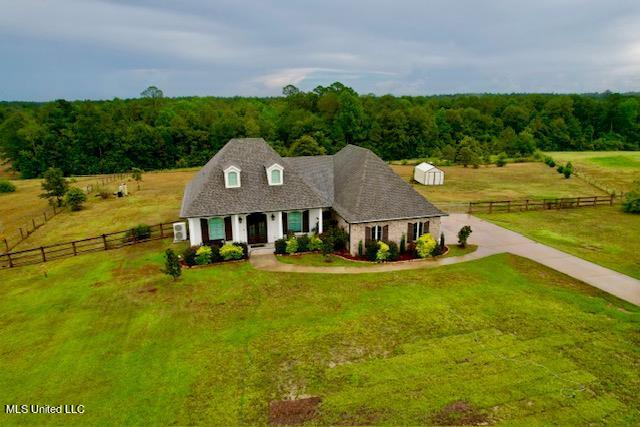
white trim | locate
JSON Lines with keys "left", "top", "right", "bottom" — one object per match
{"left": 266, "top": 163, "right": 284, "bottom": 186}
{"left": 372, "top": 225, "right": 382, "bottom": 241}
{"left": 224, "top": 165, "right": 241, "bottom": 188}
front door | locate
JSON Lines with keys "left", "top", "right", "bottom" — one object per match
{"left": 247, "top": 213, "right": 267, "bottom": 244}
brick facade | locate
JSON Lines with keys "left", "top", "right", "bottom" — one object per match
{"left": 334, "top": 212, "right": 441, "bottom": 255}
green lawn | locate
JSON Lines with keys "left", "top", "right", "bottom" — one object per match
{"left": 0, "top": 241, "right": 638, "bottom": 425}
{"left": 547, "top": 151, "right": 640, "bottom": 194}
{"left": 479, "top": 206, "right": 640, "bottom": 279}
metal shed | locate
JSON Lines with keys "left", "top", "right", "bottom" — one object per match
{"left": 413, "top": 162, "right": 444, "bottom": 185}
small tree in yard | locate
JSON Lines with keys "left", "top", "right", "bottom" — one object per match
{"left": 131, "top": 167, "right": 143, "bottom": 189}
{"left": 65, "top": 187, "right": 87, "bottom": 211}
{"left": 623, "top": 181, "right": 640, "bottom": 214}
{"left": 495, "top": 152, "right": 508, "bottom": 167}
{"left": 163, "top": 248, "right": 181, "bottom": 281}
{"left": 457, "top": 226, "right": 472, "bottom": 248}
{"left": 40, "top": 167, "right": 68, "bottom": 207}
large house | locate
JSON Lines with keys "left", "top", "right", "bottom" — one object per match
{"left": 180, "top": 138, "right": 446, "bottom": 255}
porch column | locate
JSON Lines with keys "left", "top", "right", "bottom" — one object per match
{"left": 277, "top": 211, "right": 284, "bottom": 240}
{"left": 318, "top": 209, "right": 323, "bottom": 234}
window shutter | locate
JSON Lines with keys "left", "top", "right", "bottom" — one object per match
{"left": 224, "top": 216, "right": 233, "bottom": 241}
{"left": 365, "top": 226, "right": 371, "bottom": 243}
{"left": 424, "top": 221, "right": 430, "bottom": 233}
{"left": 407, "top": 223, "right": 414, "bottom": 243}
{"left": 282, "top": 212, "right": 288, "bottom": 234}
{"left": 302, "top": 210, "right": 309, "bottom": 232}
{"left": 382, "top": 225, "right": 389, "bottom": 241}
{"left": 200, "top": 218, "right": 209, "bottom": 243}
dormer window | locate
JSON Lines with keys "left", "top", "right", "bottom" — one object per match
{"left": 266, "top": 163, "right": 284, "bottom": 186}
{"left": 224, "top": 165, "right": 241, "bottom": 188}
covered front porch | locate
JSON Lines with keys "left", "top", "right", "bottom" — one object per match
{"left": 187, "top": 208, "right": 325, "bottom": 247}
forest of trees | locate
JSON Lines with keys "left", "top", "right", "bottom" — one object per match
{"left": 0, "top": 82, "right": 638, "bottom": 178}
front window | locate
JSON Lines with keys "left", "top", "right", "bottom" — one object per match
{"left": 372, "top": 225, "right": 382, "bottom": 241}
{"left": 208, "top": 217, "right": 225, "bottom": 240}
{"left": 288, "top": 211, "right": 302, "bottom": 232}
{"left": 271, "top": 169, "right": 281, "bottom": 185}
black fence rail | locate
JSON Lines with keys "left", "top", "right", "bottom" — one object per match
{"left": 0, "top": 222, "right": 179, "bottom": 269}
{"left": 468, "top": 194, "right": 615, "bottom": 214}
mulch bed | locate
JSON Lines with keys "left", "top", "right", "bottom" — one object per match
{"left": 268, "top": 396, "right": 322, "bottom": 425}
{"left": 334, "top": 245, "right": 450, "bottom": 263}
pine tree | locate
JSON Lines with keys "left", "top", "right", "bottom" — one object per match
{"left": 163, "top": 248, "right": 181, "bottom": 281}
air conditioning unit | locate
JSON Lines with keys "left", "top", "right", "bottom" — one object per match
{"left": 173, "top": 222, "right": 187, "bottom": 243}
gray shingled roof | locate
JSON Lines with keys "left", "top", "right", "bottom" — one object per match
{"left": 180, "top": 138, "right": 445, "bottom": 222}
{"left": 180, "top": 138, "right": 328, "bottom": 217}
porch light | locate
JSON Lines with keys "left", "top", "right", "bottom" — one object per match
{"left": 239, "top": 217, "right": 243, "bottom": 223}
{"left": 271, "top": 213, "right": 275, "bottom": 220}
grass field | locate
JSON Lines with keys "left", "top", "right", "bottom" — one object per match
{"left": 391, "top": 162, "right": 607, "bottom": 204}
{"left": 479, "top": 206, "right": 640, "bottom": 280}
{"left": 10, "top": 170, "right": 197, "bottom": 249}
{"left": 0, "top": 241, "right": 638, "bottom": 425}
{"left": 547, "top": 151, "right": 640, "bottom": 194}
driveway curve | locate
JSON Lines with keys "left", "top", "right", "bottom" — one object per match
{"left": 250, "top": 214, "right": 640, "bottom": 306}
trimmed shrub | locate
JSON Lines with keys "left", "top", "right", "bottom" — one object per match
{"left": 358, "top": 240, "right": 364, "bottom": 257}
{"left": 65, "top": 187, "right": 87, "bottom": 211}
{"left": 233, "top": 242, "right": 249, "bottom": 259}
{"left": 365, "top": 240, "right": 378, "bottom": 261}
{"left": 623, "top": 184, "right": 640, "bottom": 214}
{"left": 195, "top": 246, "right": 212, "bottom": 265}
{"left": 321, "top": 234, "right": 335, "bottom": 256}
{"left": 182, "top": 246, "right": 198, "bottom": 266}
{"left": 332, "top": 227, "right": 349, "bottom": 251}
{"left": 416, "top": 233, "right": 437, "bottom": 258}
{"left": 210, "top": 244, "right": 222, "bottom": 263}
{"left": 163, "top": 248, "right": 181, "bottom": 281}
{"left": 308, "top": 235, "right": 323, "bottom": 251}
{"left": 557, "top": 165, "right": 564, "bottom": 174}
{"left": 286, "top": 237, "right": 298, "bottom": 254}
{"left": 399, "top": 234, "right": 406, "bottom": 254}
{"left": 376, "top": 241, "right": 390, "bottom": 262}
{"left": 495, "top": 152, "right": 508, "bottom": 167}
{"left": 274, "top": 238, "right": 287, "bottom": 254}
{"left": 297, "top": 234, "right": 310, "bottom": 252}
{"left": 457, "top": 225, "right": 473, "bottom": 248}
{"left": 563, "top": 168, "right": 572, "bottom": 179}
{"left": 125, "top": 224, "right": 151, "bottom": 241}
{"left": 0, "top": 180, "right": 16, "bottom": 193}
{"left": 407, "top": 241, "right": 417, "bottom": 258}
{"left": 220, "top": 243, "right": 243, "bottom": 260}
{"left": 387, "top": 241, "right": 399, "bottom": 261}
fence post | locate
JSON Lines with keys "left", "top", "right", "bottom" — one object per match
{"left": 524, "top": 199, "right": 529, "bottom": 211}
{"left": 40, "top": 247, "right": 46, "bottom": 262}
{"left": 610, "top": 194, "right": 614, "bottom": 206}
{"left": 468, "top": 202, "right": 473, "bottom": 214}
{"left": 577, "top": 197, "right": 581, "bottom": 207}
{"left": 6, "top": 253, "right": 13, "bottom": 268}
{"left": 72, "top": 241, "right": 77, "bottom": 256}
{"left": 3, "top": 238, "right": 7, "bottom": 253}
{"left": 489, "top": 201, "right": 493, "bottom": 213}
{"left": 19, "top": 227, "right": 24, "bottom": 240}
{"left": 160, "top": 223, "right": 164, "bottom": 238}
{"left": 32, "top": 218, "right": 37, "bottom": 230}
{"left": 102, "top": 234, "right": 108, "bottom": 250}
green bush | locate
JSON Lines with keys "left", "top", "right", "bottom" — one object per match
{"left": 557, "top": 165, "right": 564, "bottom": 174}
{"left": 332, "top": 227, "right": 349, "bottom": 251}
{"left": 623, "top": 183, "right": 640, "bottom": 214}
{"left": 182, "top": 246, "right": 198, "bottom": 266}
{"left": 365, "top": 240, "right": 378, "bottom": 261}
{"left": 233, "top": 242, "right": 249, "bottom": 259}
{"left": 376, "top": 241, "right": 390, "bottom": 262}
{"left": 220, "top": 243, "right": 243, "bottom": 260}
{"left": 457, "top": 225, "right": 473, "bottom": 248}
{"left": 64, "top": 187, "right": 87, "bottom": 211}
{"left": 286, "top": 237, "right": 298, "bottom": 254}
{"left": 163, "top": 248, "right": 181, "bottom": 281}
{"left": 0, "top": 180, "right": 16, "bottom": 193}
{"left": 416, "top": 233, "right": 437, "bottom": 258}
{"left": 563, "top": 168, "right": 572, "bottom": 179}
{"left": 358, "top": 240, "right": 364, "bottom": 257}
{"left": 210, "top": 244, "right": 222, "bottom": 263}
{"left": 195, "top": 246, "right": 212, "bottom": 265}
{"left": 125, "top": 224, "right": 151, "bottom": 241}
{"left": 274, "top": 238, "right": 287, "bottom": 254}
{"left": 495, "top": 152, "right": 508, "bottom": 167}
{"left": 297, "top": 234, "right": 310, "bottom": 252}
{"left": 387, "top": 241, "right": 399, "bottom": 261}
{"left": 399, "top": 234, "right": 406, "bottom": 254}
{"left": 308, "top": 235, "right": 323, "bottom": 251}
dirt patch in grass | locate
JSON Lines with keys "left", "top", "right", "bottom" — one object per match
{"left": 431, "top": 400, "right": 489, "bottom": 426}
{"left": 269, "top": 396, "right": 321, "bottom": 425}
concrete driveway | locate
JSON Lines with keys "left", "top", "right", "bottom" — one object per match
{"left": 441, "top": 214, "right": 640, "bottom": 306}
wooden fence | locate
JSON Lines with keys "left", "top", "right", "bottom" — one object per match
{"left": 467, "top": 195, "right": 615, "bottom": 214}
{"left": 1, "top": 173, "right": 129, "bottom": 254}
{"left": 0, "top": 222, "right": 177, "bottom": 269}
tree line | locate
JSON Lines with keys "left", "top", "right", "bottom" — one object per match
{"left": 0, "top": 83, "right": 638, "bottom": 178}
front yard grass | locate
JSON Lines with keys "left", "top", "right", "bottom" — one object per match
{"left": 391, "top": 162, "right": 607, "bottom": 205}
{"left": 478, "top": 206, "right": 640, "bottom": 279}
{"left": 0, "top": 241, "right": 638, "bottom": 425}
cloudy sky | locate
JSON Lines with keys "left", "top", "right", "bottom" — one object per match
{"left": 1, "top": 0, "right": 639, "bottom": 101}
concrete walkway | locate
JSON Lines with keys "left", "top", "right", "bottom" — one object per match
{"left": 250, "top": 214, "right": 640, "bottom": 306}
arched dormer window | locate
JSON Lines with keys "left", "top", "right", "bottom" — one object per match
{"left": 224, "top": 165, "right": 241, "bottom": 188}
{"left": 266, "top": 163, "right": 284, "bottom": 186}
